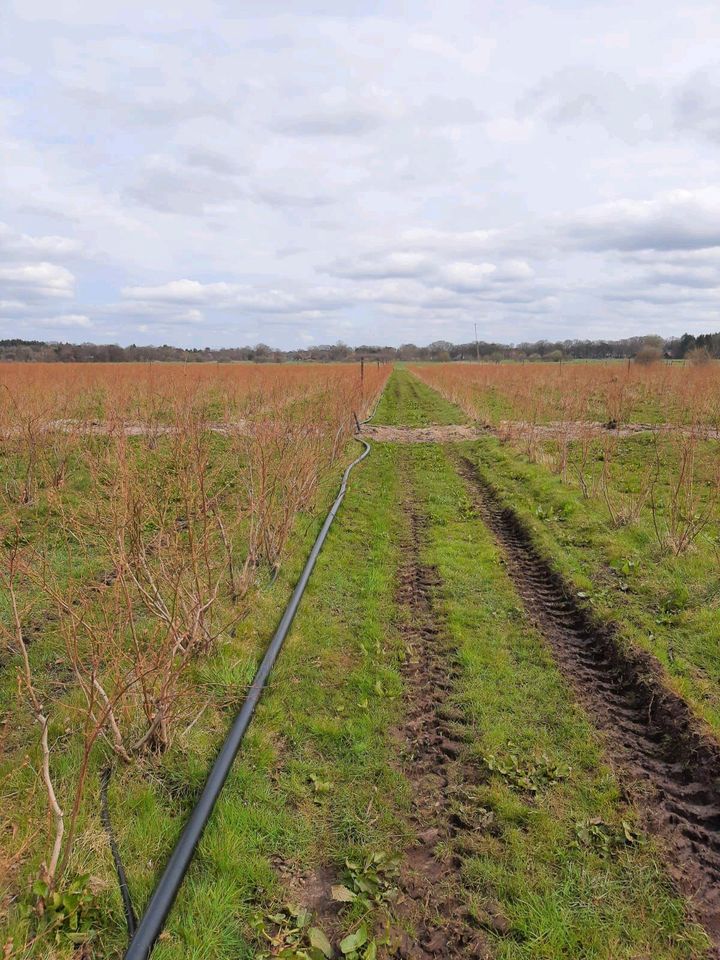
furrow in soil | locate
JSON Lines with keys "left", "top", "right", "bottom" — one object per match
{"left": 456, "top": 452, "right": 720, "bottom": 950}
{"left": 389, "top": 493, "right": 495, "bottom": 959}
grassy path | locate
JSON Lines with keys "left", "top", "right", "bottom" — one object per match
{"left": 372, "top": 367, "right": 466, "bottom": 426}
{"left": 400, "top": 441, "right": 707, "bottom": 957}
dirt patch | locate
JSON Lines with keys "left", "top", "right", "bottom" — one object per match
{"left": 387, "top": 495, "right": 493, "bottom": 958}
{"left": 271, "top": 857, "right": 341, "bottom": 925}
{"left": 456, "top": 453, "right": 720, "bottom": 952}
{"left": 10, "top": 418, "right": 719, "bottom": 444}
{"left": 362, "top": 424, "right": 484, "bottom": 444}
{"left": 362, "top": 419, "right": 720, "bottom": 446}
{"left": 495, "top": 420, "right": 720, "bottom": 442}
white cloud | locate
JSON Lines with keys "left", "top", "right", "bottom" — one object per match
{"left": 35, "top": 313, "right": 93, "bottom": 327}
{"left": 121, "top": 279, "right": 349, "bottom": 314}
{"left": 0, "top": 262, "right": 75, "bottom": 298}
{"left": 2, "top": 1, "right": 720, "bottom": 346}
{"left": 0, "top": 222, "right": 82, "bottom": 260}
{"left": 327, "top": 252, "right": 433, "bottom": 280}
{"left": 560, "top": 189, "right": 720, "bottom": 252}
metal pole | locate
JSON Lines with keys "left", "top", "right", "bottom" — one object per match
{"left": 474, "top": 323, "right": 480, "bottom": 362}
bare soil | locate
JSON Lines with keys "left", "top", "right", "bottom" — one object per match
{"left": 495, "top": 420, "right": 720, "bottom": 442}
{"left": 363, "top": 420, "right": 720, "bottom": 445}
{"left": 7, "top": 418, "right": 718, "bottom": 443}
{"left": 269, "top": 484, "right": 500, "bottom": 957}
{"left": 362, "top": 425, "right": 484, "bottom": 444}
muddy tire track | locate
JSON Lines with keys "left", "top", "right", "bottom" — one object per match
{"left": 389, "top": 495, "right": 495, "bottom": 959}
{"left": 456, "top": 452, "right": 720, "bottom": 949}
{"left": 262, "top": 491, "right": 499, "bottom": 958}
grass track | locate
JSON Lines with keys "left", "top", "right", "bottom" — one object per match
{"left": 400, "top": 441, "right": 708, "bottom": 958}
{"left": 372, "top": 367, "right": 466, "bottom": 426}
{"left": 143, "top": 423, "right": 709, "bottom": 958}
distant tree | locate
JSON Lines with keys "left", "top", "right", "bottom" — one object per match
{"left": 678, "top": 333, "right": 697, "bottom": 358}
{"left": 3, "top": 329, "right": 720, "bottom": 365}
{"left": 427, "top": 340, "right": 453, "bottom": 360}
{"left": 634, "top": 346, "right": 663, "bottom": 365}
{"left": 397, "top": 343, "right": 418, "bottom": 360}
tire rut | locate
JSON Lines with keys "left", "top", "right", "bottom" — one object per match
{"left": 456, "top": 453, "right": 720, "bottom": 950}
{"left": 388, "top": 496, "right": 495, "bottom": 959}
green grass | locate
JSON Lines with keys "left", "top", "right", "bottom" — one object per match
{"left": 457, "top": 433, "right": 720, "bottom": 737}
{"left": 373, "top": 367, "right": 466, "bottom": 426}
{"left": 399, "top": 441, "right": 707, "bottom": 958}
{"left": 1, "top": 439, "right": 413, "bottom": 959}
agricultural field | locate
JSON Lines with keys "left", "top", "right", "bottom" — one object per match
{"left": 2, "top": 361, "right": 720, "bottom": 960}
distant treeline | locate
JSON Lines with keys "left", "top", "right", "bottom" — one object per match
{"left": 0, "top": 331, "right": 718, "bottom": 363}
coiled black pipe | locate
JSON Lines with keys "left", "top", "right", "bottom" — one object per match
{"left": 123, "top": 433, "right": 371, "bottom": 960}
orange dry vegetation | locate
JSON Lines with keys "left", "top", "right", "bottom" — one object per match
{"left": 410, "top": 360, "right": 720, "bottom": 556}
{"left": 0, "top": 361, "right": 388, "bottom": 425}
{"left": 0, "top": 360, "right": 389, "bottom": 905}
{"left": 409, "top": 360, "right": 720, "bottom": 427}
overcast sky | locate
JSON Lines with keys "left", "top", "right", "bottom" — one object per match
{"left": 3, "top": 1, "right": 720, "bottom": 348}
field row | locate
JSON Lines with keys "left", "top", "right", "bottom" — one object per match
{"left": 409, "top": 361, "right": 720, "bottom": 426}
{"left": 2, "top": 362, "right": 720, "bottom": 959}
{"left": 0, "top": 363, "right": 388, "bottom": 958}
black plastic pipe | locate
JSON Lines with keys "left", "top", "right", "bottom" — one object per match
{"left": 124, "top": 436, "right": 371, "bottom": 960}
{"left": 100, "top": 766, "right": 137, "bottom": 937}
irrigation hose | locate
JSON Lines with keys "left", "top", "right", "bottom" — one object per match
{"left": 123, "top": 429, "right": 372, "bottom": 960}
{"left": 100, "top": 766, "right": 137, "bottom": 938}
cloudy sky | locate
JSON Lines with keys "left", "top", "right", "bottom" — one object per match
{"left": 2, "top": 1, "right": 720, "bottom": 348}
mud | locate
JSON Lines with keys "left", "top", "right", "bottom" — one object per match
{"left": 457, "top": 453, "right": 720, "bottom": 950}
{"left": 7, "top": 417, "right": 718, "bottom": 444}
{"left": 388, "top": 496, "right": 493, "bottom": 958}
{"left": 362, "top": 424, "right": 484, "bottom": 444}
{"left": 495, "top": 419, "right": 720, "bottom": 442}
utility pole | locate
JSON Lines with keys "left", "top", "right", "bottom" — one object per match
{"left": 474, "top": 322, "right": 480, "bottom": 362}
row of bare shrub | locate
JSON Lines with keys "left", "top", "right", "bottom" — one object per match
{"left": 409, "top": 362, "right": 719, "bottom": 556}
{"left": 410, "top": 359, "right": 720, "bottom": 427}
{"left": 0, "top": 363, "right": 388, "bottom": 913}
